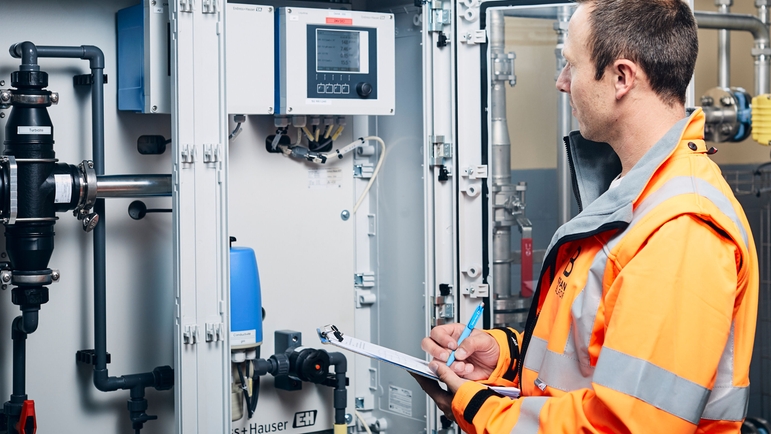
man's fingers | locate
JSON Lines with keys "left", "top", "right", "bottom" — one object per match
{"left": 430, "top": 361, "right": 467, "bottom": 393}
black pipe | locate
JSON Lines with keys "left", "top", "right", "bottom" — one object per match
{"left": 328, "top": 352, "right": 347, "bottom": 426}
{"left": 11, "top": 317, "right": 26, "bottom": 401}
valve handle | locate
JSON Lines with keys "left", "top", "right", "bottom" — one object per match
{"left": 16, "top": 400, "right": 35, "bottom": 434}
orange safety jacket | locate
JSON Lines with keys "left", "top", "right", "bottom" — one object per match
{"left": 452, "top": 109, "right": 759, "bottom": 433}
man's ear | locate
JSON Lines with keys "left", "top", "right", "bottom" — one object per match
{"left": 612, "top": 59, "right": 638, "bottom": 100}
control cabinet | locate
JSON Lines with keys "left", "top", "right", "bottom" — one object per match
{"left": 276, "top": 7, "right": 395, "bottom": 115}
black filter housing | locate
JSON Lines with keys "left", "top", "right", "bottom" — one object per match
{"left": 3, "top": 69, "right": 56, "bottom": 273}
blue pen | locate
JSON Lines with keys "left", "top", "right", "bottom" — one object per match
{"left": 447, "top": 301, "right": 485, "bottom": 366}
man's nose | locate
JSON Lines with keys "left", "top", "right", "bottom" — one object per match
{"left": 556, "top": 64, "right": 570, "bottom": 93}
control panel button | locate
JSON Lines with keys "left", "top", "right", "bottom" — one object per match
{"left": 342, "top": 84, "right": 350, "bottom": 94}
{"left": 356, "top": 82, "right": 373, "bottom": 98}
{"left": 317, "top": 84, "right": 325, "bottom": 94}
{"left": 333, "top": 85, "right": 342, "bottom": 94}
{"left": 325, "top": 84, "right": 334, "bottom": 93}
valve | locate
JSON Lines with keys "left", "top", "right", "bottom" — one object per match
{"left": 701, "top": 87, "right": 752, "bottom": 143}
{"left": 15, "top": 401, "right": 35, "bottom": 434}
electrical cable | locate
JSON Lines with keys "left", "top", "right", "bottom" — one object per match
{"left": 350, "top": 136, "right": 387, "bottom": 214}
{"left": 236, "top": 363, "right": 253, "bottom": 418}
{"left": 229, "top": 122, "right": 242, "bottom": 141}
{"left": 354, "top": 410, "right": 373, "bottom": 434}
{"left": 302, "top": 126, "right": 315, "bottom": 142}
{"left": 249, "top": 359, "right": 260, "bottom": 415}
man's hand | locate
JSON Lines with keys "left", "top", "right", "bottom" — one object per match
{"left": 410, "top": 373, "right": 457, "bottom": 422}
{"left": 421, "top": 323, "right": 500, "bottom": 381}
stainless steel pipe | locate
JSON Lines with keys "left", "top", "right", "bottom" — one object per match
{"left": 556, "top": 6, "right": 573, "bottom": 226}
{"left": 96, "top": 175, "right": 172, "bottom": 198}
{"left": 695, "top": 11, "right": 771, "bottom": 95}
{"left": 490, "top": 10, "right": 512, "bottom": 298}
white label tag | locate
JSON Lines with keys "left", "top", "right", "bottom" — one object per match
{"left": 388, "top": 385, "right": 413, "bottom": 417}
{"left": 308, "top": 168, "right": 343, "bottom": 189}
{"left": 306, "top": 99, "right": 332, "bottom": 105}
{"left": 54, "top": 174, "right": 72, "bottom": 204}
{"left": 17, "top": 126, "right": 51, "bottom": 135}
{"left": 231, "top": 329, "right": 257, "bottom": 346}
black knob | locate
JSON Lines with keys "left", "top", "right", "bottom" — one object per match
{"left": 128, "top": 200, "right": 171, "bottom": 220}
{"left": 356, "top": 82, "right": 373, "bottom": 98}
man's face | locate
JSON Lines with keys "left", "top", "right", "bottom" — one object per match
{"left": 556, "top": 4, "right": 617, "bottom": 142}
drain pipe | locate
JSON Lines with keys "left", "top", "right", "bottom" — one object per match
{"left": 490, "top": 10, "right": 513, "bottom": 298}
{"left": 10, "top": 42, "right": 173, "bottom": 433}
{"left": 694, "top": 11, "right": 771, "bottom": 95}
{"left": 554, "top": 6, "right": 572, "bottom": 226}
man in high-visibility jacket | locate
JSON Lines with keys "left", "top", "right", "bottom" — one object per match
{"left": 415, "top": 0, "right": 759, "bottom": 432}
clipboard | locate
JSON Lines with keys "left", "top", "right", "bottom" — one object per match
{"left": 316, "top": 324, "right": 520, "bottom": 398}
{"left": 317, "top": 324, "right": 438, "bottom": 379}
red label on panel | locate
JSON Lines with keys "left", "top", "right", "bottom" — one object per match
{"left": 326, "top": 17, "right": 353, "bottom": 25}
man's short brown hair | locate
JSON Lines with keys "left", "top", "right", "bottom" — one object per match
{"left": 575, "top": 0, "right": 698, "bottom": 106}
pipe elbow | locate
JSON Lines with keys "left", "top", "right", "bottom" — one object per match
{"left": 328, "top": 352, "right": 347, "bottom": 373}
{"left": 10, "top": 41, "right": 39, "bottom": 70}
{"left": 93, "top": 368, "right": 111, "bottom": 391}
{"left": 81, "top": 45, "right": 105, "bottom": 69}
{"left": 20, "top": 311, "right": 38, "bottom": 334}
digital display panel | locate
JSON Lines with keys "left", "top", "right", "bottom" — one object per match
{"left": 316, "top": 29, "right": 361, "bottom": 72}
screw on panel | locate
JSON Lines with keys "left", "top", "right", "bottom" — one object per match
{"left": 152, "top": 105, "right": 158, "bottom": 112}
{"left": 0, "top": 80, "right": 5, "bottom": 86}
{"left": 341, "top": 210, "right": 350, "bottom": 220}
{"left": 51, "top": 270, "right": 60, "bottom": 281}
{"left": 0, "top": 113, "right": 5, "bottom": 119}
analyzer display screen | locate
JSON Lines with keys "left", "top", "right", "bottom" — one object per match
{"left": 316, "top": 29, "right": 361, "bottom": 72}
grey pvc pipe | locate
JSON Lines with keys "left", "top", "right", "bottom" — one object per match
{"left": 695, "top": 11, "right": 771, "bottom": 95}
{"left": 96, "top": 175, "right": 172, "bottom": 198}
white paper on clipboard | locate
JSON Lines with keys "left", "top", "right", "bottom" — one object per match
{"left": 317, "top": 325, "right": 438, "bottom": 379}
{"left": 317, "top": 325, "right": 520, "bottom": 398}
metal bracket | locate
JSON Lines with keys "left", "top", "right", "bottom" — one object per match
{"left": 493, "top": 52, "right": 517, "bottom": 86}
{"left": 462, "top": 284, "right": 489, "bottom": 298}
{"left": 430, "top": 136, "right": 453, "bottom": 166}
{"left": 432, "top": 295, "right": 454, "bottom": 326}
{"left": 203, "top": 144, "right": 220, "bottom": 164}
{"left": 428, "top": 0, "right": 451, "bottom": 32}
{"left": 354, "top": 272, "right": 375, "bottom": 288}
{"left": 461, "top": 30, "right": 486, "bottom": 45}
{"left": 183, "top": 325, "right": 199, "bottom": 345}
{"left": 205, "top": 322, "right": 223, "bottom": 342}
{"left": 181, "top": 144, "right": 195, "bottom": 164}
{"left": 1, "top": 156, "right": 17, "bottom": 225}
{"left": 202, "top": 0, "right": 217, "bottom": 14}
{"left": 462, "top": 165, "right": 487, "bottom": 179}
{"left": 179, "top": 0, "right": 194, "bottom": 13}
{"left": 354, "top": 163, "right": 374, "bottom": 179}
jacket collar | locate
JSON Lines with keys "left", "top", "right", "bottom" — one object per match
{"left": 545, "top": 108, "right": 703, "bottom": 254}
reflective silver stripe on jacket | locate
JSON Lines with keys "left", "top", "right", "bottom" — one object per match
{"left": 510, "top": 397, "right": 548, "bottom": 434}
{"left": 594, "top": 348, "right": 710, "bottom": 424}
{"left": 702, "top": 324, "right": 749, "bottom": 421}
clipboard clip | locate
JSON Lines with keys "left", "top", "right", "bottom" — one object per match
{"left": 318, "top": 324, "right": 344, "bottom": 342}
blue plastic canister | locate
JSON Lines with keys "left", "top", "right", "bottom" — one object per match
{"left": 230, "top": 246, "right": 263, "bottom": 349}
